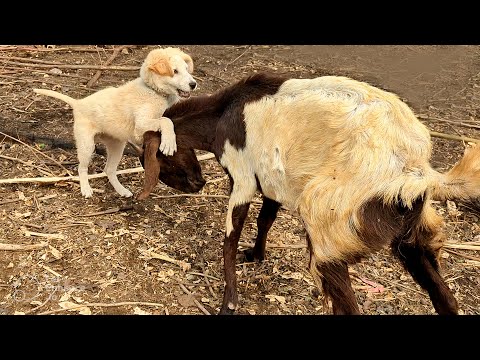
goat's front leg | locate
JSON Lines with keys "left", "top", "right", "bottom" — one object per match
{"left": 244, "top": 196, "right": 281, "bottom": 262}
{"left": 220, "top": 201, "right": 251, "bottom": 315}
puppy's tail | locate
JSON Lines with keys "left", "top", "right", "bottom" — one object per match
{"left": 33, "top": 88, "right": 77, "bottom": 108}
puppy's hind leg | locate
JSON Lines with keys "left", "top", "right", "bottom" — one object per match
{"left": 102, "top": 137, "right": 133, "bottom": 197}
{"left": 74, "top": 124, "right": 95, "bottom": 198}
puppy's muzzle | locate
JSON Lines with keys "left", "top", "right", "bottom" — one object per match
{"left": 189, "top": 81, "right": 197, "bottom": 90}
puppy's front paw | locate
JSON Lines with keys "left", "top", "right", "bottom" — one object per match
{"left": 159, "top": 137, "right": 177, "bottom": 156}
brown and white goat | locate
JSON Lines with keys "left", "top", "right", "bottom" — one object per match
{"left": 139, "top": 73, "right": 480, "bottom": 315}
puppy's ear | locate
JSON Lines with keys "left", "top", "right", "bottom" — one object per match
{"left": 137, "top": 131, "right": 162, "bottom": 200}
{"left": 180, "top": 53, "right": 194, "bottom": 73}
{"left": 148, "top": 57, "right": 174, "bottom": 77}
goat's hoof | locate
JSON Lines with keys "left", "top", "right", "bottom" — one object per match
{"left": 243, "top": 248, "right": 264, "bottom": 263}
{"left": 218, "top": 308, "right": 235, "bottom": 315}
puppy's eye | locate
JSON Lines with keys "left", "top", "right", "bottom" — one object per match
{"left": 173, "top": 69, "right": 178, "bottom": 74}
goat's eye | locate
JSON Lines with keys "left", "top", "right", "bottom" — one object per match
{"left": 173, "top": 69, "right": 178, "bottom": 74}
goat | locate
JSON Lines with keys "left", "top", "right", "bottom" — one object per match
{"left": 138, "top": 72, "right": 480, "bottom": 315}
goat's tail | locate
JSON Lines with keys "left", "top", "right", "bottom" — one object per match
{"left": 33, "top": 88, "right": 77, "bottom": 108}
{"left": 429, "top": 143, "right": 480, "bottom": 203}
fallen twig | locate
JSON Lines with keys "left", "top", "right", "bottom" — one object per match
{"left": 37, "top": 301, "right": 165, "bottom": 315}
{"left": 199, "top": 259, "right": 218, "bottom": 299}
{"left": 237, "top": 241, "right": 307, "bottom": 249}
{"left": 0, "top": 55, "right": 63, "bottom": 65}
{"left": 1, "top": 60, "right": 139, "bottom": 71}
{"left": 24, "top": 292, "right": 56, "bottom": 315}
{"left": 0, "top": 150, "right": 214, "bottom": 185}
{"left": 0, "top": 154, "right": 55, "bottom": 176}
{"left": 24, "top": 230, "right": 65, "bottom": 240}
{"left": 40, "top": 264, "right": 62, "bottom": 278}
{"left": 444, "top": 242, "right": 480, "bottom": 251}
{"left": 444, "top": 248, "right": 480, "bottom": 262}
{"left": 138, "top": 248, "right": 191, "bottom": 271}
{"left": 0, "top": 131, "right": 72, "bottom": 175}
{"left": 79, "top": 205, "right": 134, "bottom": 217}
{"left": 206, "top": 175, "right": 228, "bottom": 184}
{"left": 0, "top": 242, "right": 48, "bottom": 251}
{"left": 87, "top": 45, "right": 129, "bottom": 87}
{"left": 196, "top": 153, "right": 215, "bottom": 161}
{"left": 224, "top": 45, "right": 251, "bottom": 71}
{"left": 187, "top": 271, "right": 221, "bottom": 281}
{"left": 429, "top": 131, "right": 480, "bottom": 143}
{"left": 151, "top": 194, "right": 230, "bottom": 200}
{"left": 0, "top": 198, "right": 23, "bottom": 206}
{"left": 177, "top": 282, "right": 211, "bottom": 315}
{"left": 420, "top": 116, "right": 480, "bottom": 130}
{"left": 0, "top": 167, "right": 143, "bottom": 185}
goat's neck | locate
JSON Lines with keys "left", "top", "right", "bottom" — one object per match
{"left": 167, "top": 95, "right": 223, "bottom": 154}
{"left": 174, "top": 114, "right": 220, "bottom": 154}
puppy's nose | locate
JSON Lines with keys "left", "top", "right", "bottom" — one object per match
{"left": 189, "top": 81, "right": 197, "bottom": 90}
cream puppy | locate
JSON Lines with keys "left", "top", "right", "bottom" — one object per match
{"left": 34, "top": 47, "right": 197, "bottom": 198}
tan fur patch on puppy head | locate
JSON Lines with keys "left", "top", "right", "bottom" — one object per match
{"left": 148, "top": 56, "right": 174, "bottom": 77}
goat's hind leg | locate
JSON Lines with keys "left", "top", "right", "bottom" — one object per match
{"left": 307, "top": 235, "right": 360, "bottom": 315}
{"left": 244, "top": 196, "right": 281, "bottom": 262}
{"left": 391, "top": 207, "right": 458, "bottom": 315}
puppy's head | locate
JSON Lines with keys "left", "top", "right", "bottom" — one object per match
{"left": 140, "top": 47, "right": 197, "bottom": 99}
{"left": 137, "top": 131, "right": 206, "bottom": 200}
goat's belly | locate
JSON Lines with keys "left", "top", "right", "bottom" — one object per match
{"left": 254, "top": 152, "right": 293, "bottom": 207}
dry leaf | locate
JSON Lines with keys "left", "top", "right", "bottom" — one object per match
{"left": 359, "top": 278, "right": 385, "bottom": 293}
{"left": 133, "top": 307, "right": 151, "bottom": 315}
{"left": 14, "top": 311, "right": 25, "bottom": 315}
{"left": 280, "top": 271, "right": 303, "bottom": 280}
{"left": 17, "top": 191, "right": 25, "bottom": 200}
{"left": 59, "top": 301, "right": 91, "bottom": 314}
{"left": 49, "top": 245, "right": 62, "bottom": 260}
{"left": 30, "top": 300, "right": 43, "bottom": 306}
{"left": 78, "top": 307, "right": 91, "bottom": 315}
{"left": 59, "top": 293, "right": 71, "bottom": 302}
{"left": 59, "top": 301, "right": 78, "bottom": 309}
{"left": 7, "top": 262, "right": 14, "bottom": 268}
{"left": 446, "top": 200, "right": 462, "bottom": 217}
{"left": 71, "top": 296, "right": 84, "bottom": 303}
{"left": 265, "top": 294, "right": 286, "bottom": 304}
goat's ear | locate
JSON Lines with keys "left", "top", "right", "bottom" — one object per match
{"left": 148, "top": 57, "right": 174, "bottom": 77}
{"left": 137, "top": 132, "right": 161, "bottom": 200}
{"left": 181, "top": 53, "right": 194, "bottom": 73}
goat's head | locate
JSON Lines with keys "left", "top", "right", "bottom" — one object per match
{"left": 137, "top": 131, "right": 206, "bottom": 200}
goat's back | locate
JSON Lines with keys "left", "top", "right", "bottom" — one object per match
{"left": 233, "top": 76, "right": 437, "bottom": 261}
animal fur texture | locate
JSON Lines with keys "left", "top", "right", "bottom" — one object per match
{"left": 140, "top": 73, "right": 480, "bottom": 314}
{"left": 33, "top": 47, "right": 197, "bottom": 198}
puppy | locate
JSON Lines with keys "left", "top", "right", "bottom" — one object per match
{"left": 33, "top": 47, "right": 197, "bottom": 198}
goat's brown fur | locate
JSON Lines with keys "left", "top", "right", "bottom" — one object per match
{"left": 140, "top": 73, "right": 480, "bottom": 314}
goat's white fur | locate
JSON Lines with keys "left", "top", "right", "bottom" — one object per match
{"left": 220, "top": 76, "right": 480, "bottom": 262}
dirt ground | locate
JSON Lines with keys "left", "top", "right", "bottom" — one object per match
{"left": 1, "top": 45, "right": 479, "bottom": 315}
